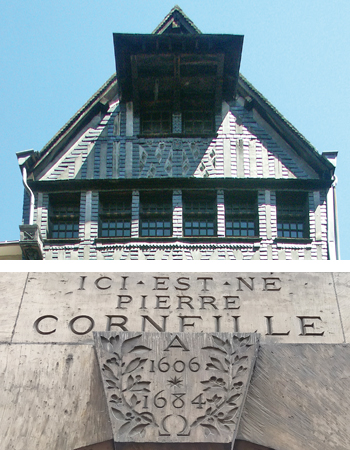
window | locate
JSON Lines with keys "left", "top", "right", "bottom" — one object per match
{"left": 49, "top": 194, "right": 80, "bottom": 239}
{"left": 183, "top": 110, "right": 214, "bottom": 135}
{"left": 140, "top": 192, "right": 172, "bottom": 237}
{"left": 141, "top": 111, "right": 171, "bottom": 135}
{"left": 277, "top": 192, "right": 309, "bottom": 238}
{"left": 99, "top": 193, "right": 131, "bottom": 238}
{"left": 225, "top": 191, "right": 258, "bottom": 237}
{"left": 141, "top": 109, "right": 214, "bottom": 136}
{"left": 183, "top": 192, "right": 216, "bottom": 237}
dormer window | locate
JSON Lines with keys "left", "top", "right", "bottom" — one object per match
{"left": 183, "top": 110, "right": 214, "bottom": 135}
{"left": 113, "top": 33, "right": 243, "bottom": 137}
{"left": 141, "top": 110, "right": 171, "bottom": 135}
{"left": 141, "top": 108, "right": 215, "bottom": 136}
{"left": 137, "top": 52, "right": 217, "bottom": 137}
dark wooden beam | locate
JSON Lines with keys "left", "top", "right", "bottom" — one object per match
{"left": 215, "top": 53, "right": 225, "bottom": 113}
{"left": 174, "top": 55, "right": 181, "bottom": 112}
{"left": 29, "top": 177, "right": 333, "bottom": 193}
{"left": 131, "top": 55, "right": 139, "bottom": 113}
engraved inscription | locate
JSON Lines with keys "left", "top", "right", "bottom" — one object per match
{"left": 29, "top": 274, "right": 331, "bottom": 343}
{"left": 94, "top": 332, "right": 259, "bottom": 443}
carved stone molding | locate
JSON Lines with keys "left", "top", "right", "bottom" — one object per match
{"left": 94, "top": 332, "right": 259, "bottom": 444}
{"left": 19, "top": 224, "right": 43, "bottom": 260}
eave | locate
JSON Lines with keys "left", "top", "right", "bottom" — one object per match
{"left": 28, "top": 177, "right": 333, "bottom": 193}
{"left": 24, "top": 75, "right": 118, "bottom": 176}
{"left": 113, "top": 33, "right": 244, "bottom": 106}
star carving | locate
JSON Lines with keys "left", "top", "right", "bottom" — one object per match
{"left": 167, "top": 375, "right": 183, "bottom": 387}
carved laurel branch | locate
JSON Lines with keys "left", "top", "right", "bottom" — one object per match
{"left": 190, "top": 335, "right": 252, "bottom": 437}
{"left": 100, "top": 334, "right": 157, "bottom": 438}
{"left": 99, "top": 333, "right": 254, "bottom": 440}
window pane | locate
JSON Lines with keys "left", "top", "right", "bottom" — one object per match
{"left": 141, "top": 111, "right": 171, "bottom": 135}
{"left": 49, "top": 196, "right": 80, "bottom": 240}
{"left": 183, "top": 193, "right": 217, "bottom": 237}
{"left": 139, "top": 193, "right": 172, "bottom": 237}
{"left": 276, "top": 192, "right": 308, "bottom": 238}
{"left": 225, "top": 192, "right": 257, "bottom": 237}
{"left": 99, "top": 194, "right": 132, "bottom": 238}
{"left": 183, "top": 110, "right": 214, "bottom": 135}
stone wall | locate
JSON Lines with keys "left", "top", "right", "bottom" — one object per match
{"left": 1, "top": 272, "right": 350, "bottom": 449}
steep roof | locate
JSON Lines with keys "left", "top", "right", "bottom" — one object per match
{"left": 21, "top": 75, "right": 118, "bottom": 175}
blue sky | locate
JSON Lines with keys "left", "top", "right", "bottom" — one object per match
{"left": 1, "top": 0, "right": 349, "bottom": 258}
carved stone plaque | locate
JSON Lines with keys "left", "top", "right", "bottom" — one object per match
{"left": 94, "top": 332, "right": 259, "bottom": 443}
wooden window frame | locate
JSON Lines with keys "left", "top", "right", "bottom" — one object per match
{"left": 225, "top": 191, "right": 258, "bottom": 238}
{"left": 276, "top": 191, "right": 309, "bottom": 239}
{"left": 183, "top": 192, "right": 217, "bottom": 237}
{"left": 48, "top": 194, "right": 80, "bottom": 240}
{"left": 99, "top": 192, "right": 132, "bottom": 238}
{"left": 140, "top": 192, "right": 173, "bottom": 238}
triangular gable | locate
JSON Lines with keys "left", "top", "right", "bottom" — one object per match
{"left": 152, "top": 5, "right": 201, "bottom": 35}
{"left": 24, "top": 7, "right": 334, "bottom": 183}
{"left": 38, "top": 97, "right": 321, "bottom": 182}
{"left": 39, "top": 100, "right": 120, "bottom": 181}
{"left": 193, "top": 104, "right": 317, "bottom": 179}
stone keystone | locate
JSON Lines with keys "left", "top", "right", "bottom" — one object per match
{"left": 94, "top": 332, "right": 259, "bottom": 444}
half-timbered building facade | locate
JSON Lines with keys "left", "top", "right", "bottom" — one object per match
{"left": 16, "top": 6, "right": 339, "bottom": 260}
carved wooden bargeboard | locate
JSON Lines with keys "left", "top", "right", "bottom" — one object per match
{"left": 94, "top": 332, "right": 259, "bottom": 443}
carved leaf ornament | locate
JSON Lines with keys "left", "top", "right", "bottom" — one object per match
{"left": 94, "top": 332, "right": 259, "bottom": 443}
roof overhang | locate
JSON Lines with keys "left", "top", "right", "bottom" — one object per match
{"left": 28, "top": 177, "right": 334, "bottom": 193}
{"left": 25, "top": 75, "right": 118, "bottom": 177}
{"left": 113, "top": 33, "right": 244, "bottom": 111}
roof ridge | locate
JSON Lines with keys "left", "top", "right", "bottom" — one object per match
{"left": 152, "top": 5, "right": 201, "bottom": 35}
